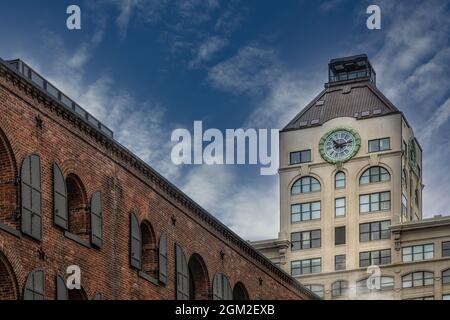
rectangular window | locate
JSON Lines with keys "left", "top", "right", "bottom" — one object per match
{"left": 335, "top": 255, "right": 346, "bottom": 271}
{"left": 291, "top": 230, "right": 321, "bottom": 250}
{"left": 368, "top": 138, "right": 390, "bottom": 153}
{"left": 290, "top": 150, "right": 311, "bottom": 165}
{"left": 402, "top": 244, "right": 434, "bottom": 262}
{"left": 291, "top": 201, "right": 321, "bottom": 223}
{"left": 443, "top": 295, "right": 450, "bottom": 300}
{"left": 360, "top": 220, "right": 391, "bottom": 242}
{"left": 291, "top": 258, "right": 321, "bottom": 276}
{"left": 443, "top": 241, "right": 450, "bottom": 257}
{"left": 359, "top": 249, "right": 391, "bottom": 267}
{"left": 335, "top": 226, "right": 346, "bottom": 245}
{"left": 335, "top": 198, "right": 346, "bottom": 217}
{"left": 360, "top": 191, "right": 390, "bottom": 213}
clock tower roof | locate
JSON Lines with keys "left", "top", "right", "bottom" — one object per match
{"left": 282, "top": 54, "right": 400, "bottom": 132}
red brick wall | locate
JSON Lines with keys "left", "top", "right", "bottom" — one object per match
{"left": 0, "top": 64, "right": 313, "bottom": 300}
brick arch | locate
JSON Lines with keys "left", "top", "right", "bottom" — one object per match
{"left": 188, "top": 253, "right": 210, "bottom": 300}
{"left": 233, "top": 282, "right": 249, "bottom": 300}
{"left": 0, "top": 127, "right": 19, "bottom": 230}
{"left": 140, "top": 220, "right": 157, "bottom": 278}
{"left": 66, "top": 173, "right": 90, "bottom": 241}
{"left": 0, "top": 250, "right": 19, "bottom": 300}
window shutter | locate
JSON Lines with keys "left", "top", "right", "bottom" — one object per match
{"left": 176, "top": 244, "right": 189, "bottom": 300}
{"left": 159, "top": 234, "right": 168, "bottom": 284}
{"left": 90, "top": 191, "right": 103, "bottom": 248}
{"left": 56, "top": 275, "right": 68, "bottom": 300}
{"left": 130, "top": 211, "right": 141, "bottom": 269}
{"left": 213, "top": 273, "right": 232, "bottom": 300}
{"left": 21, "top": 155, "right": 42, "bottom": 240}
{"left": 224, "top": 277, "right": 233, "bottom": 300}
{"left": 53, "top": 163, "right": 68, "bottom": 229}
{"left": 24, "top": 269, "right": 45, "bottom": 300}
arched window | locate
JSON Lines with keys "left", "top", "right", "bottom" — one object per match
{"left": 0, "top": 251, "right": 19, "bottom": 300}
{"left": 176, "top": 244, "right": 189, "bottom": 300}
{"left": 23, "top": 268, "right": 45, "bottom": 300}
{"left": 402, "top": 271, "right": 434, "bottom": 288}
{"left": 212, "top": 273, "right": 232, "bottom": 300}
{"left": 0, "top": 128, "right": 18, "bottom": 232}
{"left": 304, "top": 284, "right": 324, "bottom": 299}
{"left": 442, "top": 269, "right": 450, "bottom": 284}
{"left": 141, "top": 221, "right": 157, "bottom": 279}
{"left": 331, "top": 280, "right": 348, "bottom": 298}
{"left": 233, "top": 282, "right": 249, "bottom": 300}
{"left": 291, "top": 176, "right": 321, "bottom": 195}
{"left": 66, "top": 174, "right": 90, "bottom": 242}
{"left": 188, "top": 254, "right": 210, "bottom": 300}
{"left": 335, "top": 171, "right": 346, "bottom": 189}
{"left": 360, "top": 166, "right": 390, "bottom": 185}
{"left": 356, "top": 276, "right": 394, "bottom": 294}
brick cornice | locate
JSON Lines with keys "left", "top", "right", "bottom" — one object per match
{"left": 0, "top": 60, "right": 317, "bottom": 299}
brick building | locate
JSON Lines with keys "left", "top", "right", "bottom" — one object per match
{"left": 0, "top": 58, "right": 315, "bottom": 300}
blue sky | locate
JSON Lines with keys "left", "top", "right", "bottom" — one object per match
{"left": 1, "top": 0, "right": 449, "bottom": 240}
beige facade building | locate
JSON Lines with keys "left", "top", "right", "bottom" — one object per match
{"left": 252, "top": 55, "right": 450, "bottom": 300}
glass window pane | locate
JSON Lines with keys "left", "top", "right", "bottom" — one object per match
{"left": 369, "top": 140, "right": 379, "bottom": 152}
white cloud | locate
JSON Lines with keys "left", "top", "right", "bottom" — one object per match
{"left": 189, "top": 36, "right": 228, "bottom": 68}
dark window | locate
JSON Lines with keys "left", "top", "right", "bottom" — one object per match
{"left": 402, "top": 272, "right": 434, "bottom": 288}
{"left": 443, "top": 242, "right": 450, "bottom": 257}
{"left": 368, "top": 138, "right": 390, "bottom": 152}
{"left": 291, "top": 230, "right": 321, "bottom": 250}
{"left": 360, "top": 191, "right": 391, "bottom": 213}
{"left": 66, "top": 174, "right": 90, "bottom": 242}
{"left": 56, "top": 275, "right": 68, "bottom": 300}
{"left": 212, "top": 273, "right": 232, "bottom": 300}
{"left": 359, "top": 249, "right": 391, "bottom": 267}
{"left": 90, "top": 191, "right": 102, "bottom": 248}
{"left": 331, "top": 281, "right": 348, "bottom": 298}
{"left": 335, "top": 226, "right": 346, "bottom": 245}
{"left": 304, "top": 284, "right": 324, "bottom": 299}
{"left": 291, "top": 258, "right": 321, "bottom": 276}
{"left": 335, "top": 255, "right": 346, "bottom": 271}
{"left": 24, "top": 269, "right": 45, "bottom": 300}
{"left": 335, "top": 171, "right": 346, "bottom": 189}
{"left": 141, "top": 221, "right": 157, "bottom": 278}
{"left": 360, "top": 166, "right": 390, "bottom": 184}
{"left": 291, "top": 201, "right": 321, "bottom": 223}
{"left": 159, "top": 234, "right": 168, "bottom": 284}
{"left": 176, "top": 244, "right": 189, "bottom": 300}
{"left": 291, "top": 176, "right": 321, "bottom": 194}
{"left": 442, "top": 269, "right": 450, "bottom": 284}
{"left": 21, "top": 154, "right": 42, "bottom": 240}
{"left": 53, "top": 163, "right": 68, "bottom": 230}
{"left": 402, "top": 244, "right": 434, "bottom": 262}
{"left": 290, "top": 150, "right": 311, "bottom": 165}
{"left": 359, "top": 220, "right": 391, "bottom": 242}
{"left": 130, "top": 211, "right": 142, "bottom": 269}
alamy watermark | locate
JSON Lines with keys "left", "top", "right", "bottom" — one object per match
{"left": 171, "top": 121, "right": 279, "bottom": 175}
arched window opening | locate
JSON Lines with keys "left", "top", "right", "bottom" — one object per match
{"left": 291, "top": 176, "right": 321, "bottom": 195}
{"left": 66, "top": 174, "right": 90, "bottom": 241}
{"left": 331, "top": 280, "right": 348, "bottom": 298}
{"left": 188, "top": 254, "right": 210, "bottom": 300}
{"left": 141, "top": 222, "right": 157, "bottom": 279}
{"left": 335, "top": 171, "right": 346, "bottom": 189}
{"left": 360, "top": 166, "right": 390, "bottom": 185}
{"left": 0, "top": 252, "right": 18, "bottom": 300}
{"left": 233, "top": 282, "right": 249, "bottom": 300}
{"left": 212, "top": 273, "right": 232, "bottom": 300}
{"left": 0, "top": 129, "right": 18, "bottom": 231}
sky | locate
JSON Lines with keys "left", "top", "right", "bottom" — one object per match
{"left": 0, "top": 0, "right": 449, "bottom": 241}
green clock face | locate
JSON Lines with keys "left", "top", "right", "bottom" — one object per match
{"left": 319, "top": 127, "right": 361, "bottom": 164}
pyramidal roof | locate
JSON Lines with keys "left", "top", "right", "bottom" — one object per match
{"left": 283, "top": 55, "right": 400, "bottom": 131}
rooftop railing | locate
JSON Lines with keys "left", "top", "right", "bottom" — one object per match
{"left": 7, "top": 59, "right": 113, "bottom": 138}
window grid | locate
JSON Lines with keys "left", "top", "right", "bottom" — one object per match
{"left": 291, "top": 201, "right": 321, "bottom": 223}
{"left": 360, "top": 166, "right": 390, "bottom": 185}
{"left": 368, "top": 138, "right": 390, "bottom": 153}
{"left": 291, "top": 258, "right": 321, "bottom": 276}
{"left": 332, "top": 281, "right": 348, "bottom": 298}
{"left": 442, "top": 269, "right": 450, "bottom": 284}
{"left": 402, "top": 244, "right": 434, "bottom": 262}
{"left": 359, "top": 191, "right": 390, "bottom": 213}
{"left": 402, "top": 272, "right": 434, "bottom": 288}
{"left": 335, "top": 171, "right": 346, "bottom": 189}
{"left": 442, "top": 241, "right": 450, "bottom": 257}
{"left": 359, "top": 249, "right": 391, "bottom": 267}
{"left": 291, "top": 230, "right": 321, "bottom": 250}
{"left": 304, "top": 284, "right": 324, "bottom": 298}
{"left": 290, "top": 150, "right": 311, "bottom": 165}
{"left": 291, "top": 176, "right": 321, "bottom": 195}
{"left": 359, "top": 220, "right": 391, "bottom": 242}
{"left": 335, "top": 255, "right": 346, "bottom": 271}
{"left": 335, "top": 198, "right": 346, "bottom": 217}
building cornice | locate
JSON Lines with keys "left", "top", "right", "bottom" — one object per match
{"left": 0, "top": 59, "right": 317, "bottom": 299}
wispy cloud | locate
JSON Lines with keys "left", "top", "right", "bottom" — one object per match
{"left": 189, "top": 36, "right": 228, "bottom": 68}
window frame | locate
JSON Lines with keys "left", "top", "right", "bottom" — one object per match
{"left": 402, "top": 243, "right": 434, "bottom": 262}
{"left": 291, "top": 176, "right": 321, "bottom": 195}
{"left": 335, "top": 226, "right": 346, "bottom": 245}
{"left": 368, "top": 137, "right": 390, "bottom": 153}
{"left": 442, "top": 241, "right": 450, "bottom": 257}
{"left": 335, "top": 171, "right": 346, "bottom": 189}
{"left": 359, "top": 249, "right": 391, "bottom": 267}
{"left": 402, "top": 271, "right": 434, "bottom": 289}
{"left": 291, "top": 258, "right": 321, "bottom": 276}
{"left": 359, "top": 220, "right": 391, "bottom": 242}
{"left": 290, "top": 150, "right": 312, "bottom": 165}
{"left": 335, "top": 255, "right": 346, "bottom": 271}
{"left": 291, "top": 230, "right": 321, "bottom": 250}
{"left": 331, "top": 280, "right": 348, "bottom": 298}
{"left": 359, "top": 166, "right": 391, "bottom": 185}
{"left": 359, "top": 191, "right": 391, "bottom": 213}
{"left": 335, "top": 197, "right": 346, "bottom": 217}
{"left": 291, "top": 201, "right": 321, "bottom": 223}
{"left": 442, "top": 269, "right": 450, "bottom": 284}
